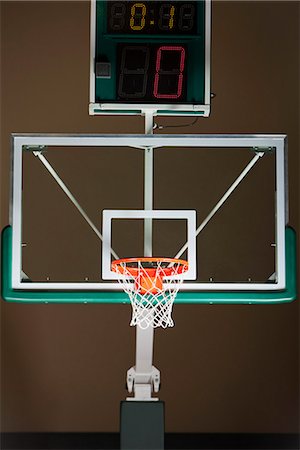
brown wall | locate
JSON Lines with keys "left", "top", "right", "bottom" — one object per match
{"left": 0, "top": 1, "right": 299, "bottom": 433}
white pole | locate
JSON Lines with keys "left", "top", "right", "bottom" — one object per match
{"left": 130, "top": 110, "right": 157, "bottom": 401}
{"left": 143, "top": 109, "right": 154, "bottom": 256}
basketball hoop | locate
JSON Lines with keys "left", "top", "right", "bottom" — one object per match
{"left": 111, "top": 257, "right": 188, "bottom": 329}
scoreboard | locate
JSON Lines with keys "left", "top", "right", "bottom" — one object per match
{"left": 89, "top": 1, "right": 211, "bottom": 116}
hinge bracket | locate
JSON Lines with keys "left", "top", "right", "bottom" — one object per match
{"left": 252, "top": 146, "right": 275, "bottom": 154}
{"left": 23, "top": 145, "right": 47, "bottom": 152}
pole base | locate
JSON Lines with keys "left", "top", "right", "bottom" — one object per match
{"left": 120, "top": 400, "right": 164, "bottom": 450}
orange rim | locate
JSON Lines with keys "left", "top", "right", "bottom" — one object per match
{"left": 111, "top": 257, "right": 188, "bottom": 277}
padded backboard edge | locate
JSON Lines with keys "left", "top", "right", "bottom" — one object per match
{"left": 1, "top": 226, "right": 297, "bottom": 304}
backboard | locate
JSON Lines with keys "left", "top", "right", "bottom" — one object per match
{"left": 1, "top": 134, "right": 296, "bottom": 303}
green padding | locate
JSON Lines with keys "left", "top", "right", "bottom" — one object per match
{"left": 1, "top": 226, "right": 297, "bottom": 304}
{"left": 1, "top": 226, "right": 128, "bottom": 304}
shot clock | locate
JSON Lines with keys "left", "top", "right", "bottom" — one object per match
{"left": 89, "top": 0, "right": 211, "bottom": 116}
{"left": 117, "top": 44, "right": 187, "bottom": 101}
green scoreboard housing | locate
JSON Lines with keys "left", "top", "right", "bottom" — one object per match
{"left": 89, "top": 0, "right": 211, "bottom": 116}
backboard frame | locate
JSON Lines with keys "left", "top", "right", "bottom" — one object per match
{"left": 102, "top": 209, "right": 197, "bottom": 280}
{"left": 1, "top": 133, "right": 296, "bottom": 303}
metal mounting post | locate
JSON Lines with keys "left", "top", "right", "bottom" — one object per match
{"left": 126, "top": 324, "right": 160, "bottom": 401}
{"left": 126, "top": 109, "right": 160, "bottom": 401}
{"left": 143, "top": 109, "right": 154, "bottom": 256}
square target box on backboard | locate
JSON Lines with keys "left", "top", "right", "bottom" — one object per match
{"left": 1, "top": 134, "right": 296, "bottom": 303}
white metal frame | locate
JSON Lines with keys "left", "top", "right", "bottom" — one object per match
{"left": 11, "top": 134, "right": 287, "bottom": 292}
{"left": 88, "top": 0, "right": 211, "bottom": 116}
{"left": 102, "top": 209, "right": 197, "bottom": 280}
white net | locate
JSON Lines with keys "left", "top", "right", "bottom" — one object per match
{"left": 112, "top": 258, "right": 188, "bottom": 329}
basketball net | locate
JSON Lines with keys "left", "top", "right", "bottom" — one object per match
{"left": 111, "top": 258, "right": 188, "bottom": 329}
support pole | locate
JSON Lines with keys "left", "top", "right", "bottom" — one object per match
{"left": 126, "top": 110, "right": 159, "bottom": 401}
{"left": 144, "top": 110, "right": 154, "bottom": 257}
{"left": 121, "top": 110, "right": 164, "bottom": 450}
{"left": 144, "top": 147, "right": 153, "bottom": 256}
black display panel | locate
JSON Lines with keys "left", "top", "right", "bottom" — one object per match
{"left": 107, "top": 2, "right": 197, "bottom": 34}
{"left": 117, "top": 44, "right": 187, "bottom": 102}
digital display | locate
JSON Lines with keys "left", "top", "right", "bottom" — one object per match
{"left": 117, "top": 44, "right": 187, "bottom": 101}
{"left": 93, "top": 0, "right": 207, "bottom": 107}
{"left": 107, "top": 2, "right": 197, "bottom": 34}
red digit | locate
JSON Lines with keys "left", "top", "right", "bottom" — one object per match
{"left": 153, "top": 46, "right": 185, "bottom": 99}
